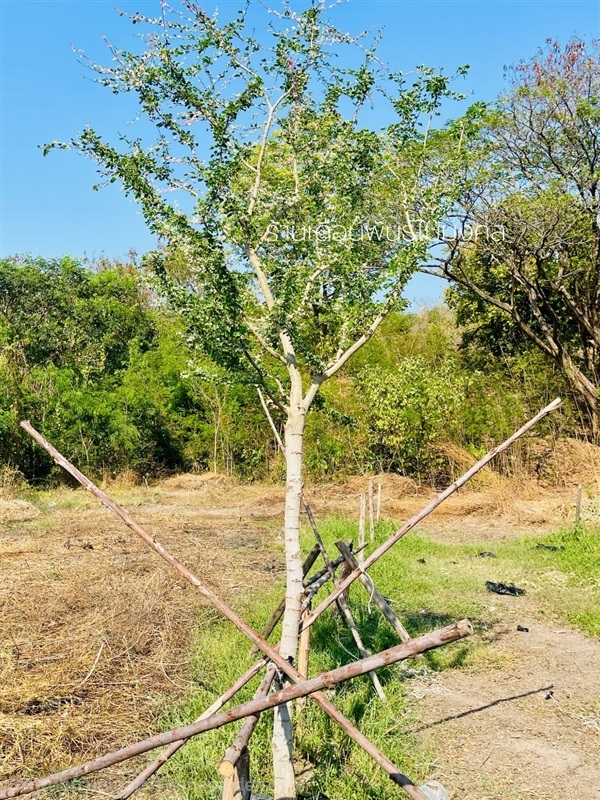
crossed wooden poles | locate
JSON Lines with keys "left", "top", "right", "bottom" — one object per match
{"left": 0, "top": 397, "right": 560, "bottom": 800}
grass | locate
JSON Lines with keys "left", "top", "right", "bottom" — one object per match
{"left": 155, "top": 515, "right": 600, "bottom": 800}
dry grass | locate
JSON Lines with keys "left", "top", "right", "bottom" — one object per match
{"left": 0, "top": 526, "right": 197, "bottom": 783}
{"left": 0, "top": 485, "right": 281, "bottom": 793}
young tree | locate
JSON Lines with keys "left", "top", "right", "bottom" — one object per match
{"left": 426, "top": 39, "right": 600, "bottom": 431}
{"left": 47, "top": 2, "right": 466, "bottom": 795}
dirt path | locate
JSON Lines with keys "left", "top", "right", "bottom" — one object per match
{"left": 410, "top": 617, "right": 600, "bottom": 800}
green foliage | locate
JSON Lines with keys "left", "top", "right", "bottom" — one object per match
{"left": 0, "top": 257, "right": 268, "bottom": 482}
{"left": 47, "top": 1, "right": 470, "bottom": 420}
{"left": 440, "top": 38, "right": 600, "bottom": 427}
{"left": 0, "top": 257, "right": 570, "bottom": 485}
{"left": 358, "top": 356, "right": 469, "bottom": 476}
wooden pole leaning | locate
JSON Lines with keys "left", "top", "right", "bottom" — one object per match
{"left": 335, "top": 540, "right": 410, "bottom": 643}
{"left": 304, "top": 503, "right": 386, "bottom": 700}
{"left": 116, "top": 658, "right": 268, "bottom": 799}
{"left": 300, "top": 398, "right": 562, "bottom": 633}
{"left": 0, "top": 621, "right": 472, "bottom": 800}
{"left": 20, "top": 422, "right": 433, "bottom": 800}
{"left": 219, "top": 664, "right": 277, "bottom": 799}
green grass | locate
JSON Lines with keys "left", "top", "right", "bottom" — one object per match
{"left": 156, "top": 518, "right": 600, "bottom": 800}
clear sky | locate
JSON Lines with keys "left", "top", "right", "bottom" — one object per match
{"left": 1, "top": 0, "right": 599, "bottom": 306}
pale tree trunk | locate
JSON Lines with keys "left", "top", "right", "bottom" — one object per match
{"left": 272, "top": 375, "right": 306, "bottom": 800}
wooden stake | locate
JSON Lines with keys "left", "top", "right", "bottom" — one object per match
{"left": 376, "top": 482, "right": 382, "bottom": 523}
{"left": 335, "top": 540, "right": 410, "bottom": 643}
{"left": 220, "top": 748, "right": 250, "bottom": 800}
{"left": 300, "top": 398, "right": 563, "bottom": 632}
{"left": 358, "top": 494, "right": 366, "bottom": 564}
{"left": 575, "top": 483, "right": 583, "bottom": 524}
{"left": 1, "top": 621, "right": 472, "bottom": 800}
{"left": 304, "top": 503, "right": 386, "bottom": 700}
{"left": 116, "top": 659, "right": 268, "bottom": 799}
{"left": 296, "top": 605, "right": 311, "bottom": 712}
{"left": 220, "top": 665, "right": 277, "bottom": 782}
{"left": 368, "top": 479, "right": 375, "bottom": 542}
{"left": 20, "top": 422, "right": 429, "bottom": 800}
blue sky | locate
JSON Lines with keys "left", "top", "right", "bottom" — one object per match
{"left": 1, "top": 0, "right": 599, "bottom": 306}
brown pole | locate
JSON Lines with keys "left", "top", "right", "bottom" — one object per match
{"left": 0, "top": 621, "right": 471, "bottom": 799}
{"left": 19, "top": 422, "right": 430, "bottom": 800}
{"left": 368, "top": 479, "right": 375, "bottom": 542}
{"left": 300, "top": 398, "right": 562, "bottom": 631}
{"left": 305, "top": 503, "right": 386, "bottom": 700}
{"left": 335, "top": 540, "right": 410, "bottom": 643}
{"left": 358, "top": 493, "right": 366, "bottom": 563}
{"left": 219, "top": 664, "right": 277, "bottom": 778}
{"left": 115, "top": 659, "right": 268, "bottom": 799}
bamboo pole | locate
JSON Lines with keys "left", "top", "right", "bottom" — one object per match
{"left": 305, "top": 503, "right": 386, "bottom": 701}
{"left": 20, "top": 422, "right": 429, "bottom": 800}
{"left": 220, "top": 665, "right": 277, "bottom": 780}
{"left": 376, "top": 482, "right": 382, "bottom": 523}
{"left": 0, "top": 621, "right": 471, "bottom": 799}
{"left": 116, "top": 658, "right": 268, "bottom": 799}
{"left": 358, "top": 493, "right": 366, "bottom": 564}
{"left": 252, "top": 543, "right": 320, "bottom": 652}
{"left": 335, "top": 540, "right": 410, "bottom": 643}
{"left": 300, "top": 398, "right": 562, "bottom": 632}
{"left": 368, "top": 479, "right": 375, "bottom": 542}
{"left": 575, "top": 483, "right": 583, "bottom": 524}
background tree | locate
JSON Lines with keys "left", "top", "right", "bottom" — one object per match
{"left": 426, "top": 39, "right": 600, "bottom": 431}
{"left": 47, "top": 3, "right": 467, "bottom": 794}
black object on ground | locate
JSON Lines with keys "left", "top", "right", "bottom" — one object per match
{"left": 485, "top": 581, "right": 526, "bottom": 596}
{"left": 535, "top": 543, "right": 564, "bottom": 552}
{"left": 477, "top": 551, "right": 496, "bottom": 558}
{"left": 516, "top": 624, "right": 529, "bottom": 632}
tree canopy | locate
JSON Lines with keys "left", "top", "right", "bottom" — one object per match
{"left": 428, "top": 38, "right": 600, "bottom": 429}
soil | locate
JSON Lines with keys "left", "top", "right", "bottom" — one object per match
{"left": 410, "top": 619, "right": 600, "bottom": 799}
{"left": 0, "top": 473, "right": 598, "bottom": 799}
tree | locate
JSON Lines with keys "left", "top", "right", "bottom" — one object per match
{"left": 425, "top": 39, "right": 600, "bottom": 431}
{"left": 47, "top": 3, "right": 466, "bottom": 795}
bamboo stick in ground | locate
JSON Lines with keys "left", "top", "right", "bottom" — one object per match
{"left": 115, "top": 660, "right": 268, "bottom": 799}
{"left": 376, "top": 482, "right": 382, "bottom": 523}
{"left": 300, "top": 398, "right": 563, "bottom": 632}
{"left": 20, "top": 422, "right": 430, "bottom": 800}
{"left": 335, "top": 540, "right": 410, "bottom": 643}
{"left": 296, "top": 605, "right": 311, "bottom": 712}
{"left": 0, "top": 621, "right": 472, "bottom": 800}
{"left": 305, "top": 502, "right": 386, "bottom": 700}
{"left": 358, "top": 493, "right": 366, "bottom": 564}
{"left": 368, "top": 479, "right": 375, "bottom": 542}
{"left": 219, "top": 664, "right": 277, "bottom": 780}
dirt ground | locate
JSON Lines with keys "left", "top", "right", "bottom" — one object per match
{"left": 0, "top": 471, "right": 598, "bottom": 798}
